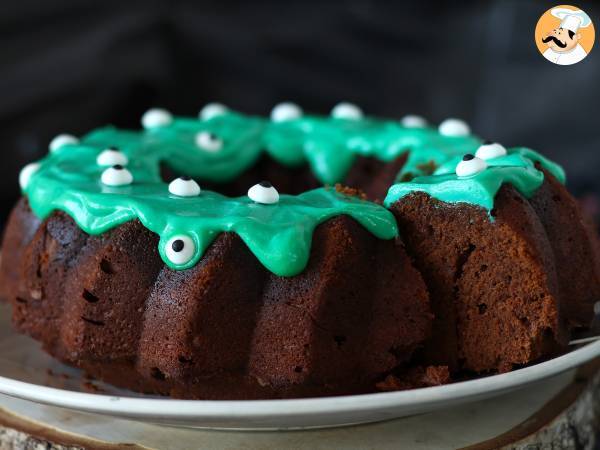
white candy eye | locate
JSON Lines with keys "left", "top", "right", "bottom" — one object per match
{"left": 141, "top": 108, "right": 173, "bottom": 129}
{"left": 168, "top": 176, "right": 201, "bottom": 197}
{"left": 101, "top": 165, "right": 133, "bottom": 186}
{"left": 475, "top": 141, "right": 507, "bottom": 160}
{"left": 97, "top": 147, "right": 129, "bottom": 166}
{"left": 400, "top": 115, "right": 427, "bottom": 128}
{"left": 248, "top": 181, "right": 279, "bottom": 204}
{"left": 165, "top": 235, "right": 196, "bottom": 266}
{"left": 195, "top": 132, "right": 223, "bottom": 152}
{"left": 49, "top": 134, "right": 79, "bottom": 153}
{"left": 331, "top": 102, "right": 364, "bottom": 120}
{"left": 439, "top": 118, "right": 471, "bottom": 137}
{"left": 199, "top": 102, "right": 228, "bottom": 120}
{"left": 19, "top": 162, "right": 41, "bottom": 190}
{"left": 455, "top": 154, "right": 487, "bottom": 178}
{"left": 270, "top": 102, "right": 303, "bottom": 122}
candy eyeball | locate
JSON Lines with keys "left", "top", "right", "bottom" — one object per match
{"left": 331, "top": 102, "right": 364, "bottom": 120}
{"left": 248, "top": 181, "right": 279, "bottom": 204}
{"left": 97, "top": 147, "right": 129, "bottom": 166}
{"left": 19, "top": 162, "right": 41, "bottom": 190}
{"left": 400, "top": 115, "right": 427, "bottom": 128}
{"left": 455, "top": 154, "right": 487, "bottom": 178}
{"left": 270, "top": 102, "right": 303, "bottom": 122}
{"left": 439, "top": 118, "right": 471, "bottom": 137}
{"left": 199, "top": 102, "right": 228, "bottom": 120}
{"left": 141, "top": 108, "right": 173, "bottom": 129}
{"left": 49, "top": 134, "right": 79, "bottom": 153}
{"left": 165, "top": 235, "right": 196, "bottom": 266}
{"left": 168, "top": 176, "right": 201, "bottom": 197}
{"left": 195, "top": 132, "right": 223, "bottom": 152}
{"left": 475, "top": 141, "right": 507, "bottom": 160}
{"left": 101, "top": 165, "right": 133, "bottom": 186}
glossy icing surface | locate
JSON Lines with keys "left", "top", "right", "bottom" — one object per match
{"left": 384, "top": 148, "right": 564, "bottom": 213}
{"left": 23, "top": 137, "right": 398, "bottom": 276}
{"left": 21, "top": 108, "right": 566, "bottom": 273}
{"left": 78, "top": 110, "right": 481, "bottom": 186}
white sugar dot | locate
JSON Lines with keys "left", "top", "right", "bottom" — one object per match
{"left": 248, "top": 182, "right": 279, "bottom": 204}
{"left": 19, "top": 162, "right": 41, "bottom": 190}
{"left": 456, "top": 155, "right": 487, "bottom": 178}
{"left": 199, "top": 103, "right": 228, "bottom": 120}
{"left": 439, "top": 118, "right": 471, "bottom": 137}
{"left": 195, "top": 132, "right": 223, "bottom": 152}
{"left": 49, "top": 134, "right": 79, "bottom": 153}
{"left": 331, "top": 102, "right": 364, "bottom": 120}
{"left": 141, "top": 108, "right": 173, "bottom": 129}
{"left": 270, "top": 102, "right": 302, "bottom": 122}
{"left": 165, "top": 235, "right": 196, "bottom": 265}
{"left": 101, "top": 165, "right": 133, "bottom": 186}
{"left": 475, "top": 142, "right": 507, "bottom": 160}
{"left": 401, "top": 115, "right": 427, "bottom": 128}
{"left": 168, "top": 177, "right": 201, "bottom": 197}
{"left": 97, "top": 148, "right": 129, "bottom": 166}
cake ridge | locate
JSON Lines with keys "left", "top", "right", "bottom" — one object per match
{"left": 384, "top": 147, "right": 564, "bottom": 215}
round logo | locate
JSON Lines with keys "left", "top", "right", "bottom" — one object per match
{"left": 535, "top": 5, "right": 595, "bottom": 65}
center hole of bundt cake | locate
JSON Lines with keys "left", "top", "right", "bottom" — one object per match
{"left": 160, "top": 152, "right": 411, "bottom": 200}
{"left": 159, "top": 156, "right": 319, "bottom": 197}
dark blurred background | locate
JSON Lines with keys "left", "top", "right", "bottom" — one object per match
{"left": 1, "top": 0, "right": 599, "bottom": 225}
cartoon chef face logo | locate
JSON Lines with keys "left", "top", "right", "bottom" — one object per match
{"left": 535, "top": 5, "right": 595, "bottom": 65}
{"left": 542, "top": 26, "right": 581, "bottom": 52}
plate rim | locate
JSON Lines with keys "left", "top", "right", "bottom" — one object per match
{"left": 0, "top": 340, "right": 598, "bottom": 419}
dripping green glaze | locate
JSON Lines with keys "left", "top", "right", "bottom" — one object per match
{"left": 25, "top": 144, "right": 398, "bottom": 276}
{"left": 384, "top": 152, "right": 548, "bottom": 213}
{"left": 78, "top": 111, "right": 481, "bottom": 186}
{"left": 22, "top": 108, "right": 567, "bottom": 274}
{"left": 432, "top": 147, "right": 566, "bottom": 184}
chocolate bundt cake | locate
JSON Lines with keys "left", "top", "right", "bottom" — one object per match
{"left": 1, "top": 102, "right": 598, "bottom": 399}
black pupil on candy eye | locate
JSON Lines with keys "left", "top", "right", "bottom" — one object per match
{"left": 180, "top": 176, "right": 191, "bottom": 181}
{"left": 462, "top": 154, "right": 475, "bottom": 161}
{"left": 113, "top": 164, "right": 124, "bottom": 170}
{"left": 208, "top": 133, "right": 218, "bottom": 141}
{"left": 108, "top": 146, "right": 119, "bottom": 152}
{"left": 483, "top": 140, "right": 493, "bottom": 146}
{"left": 172, "top": 240, "right": 184, "bottom": 252}
{"left": 259, "top": 181, "right": 272, "bottom": 188}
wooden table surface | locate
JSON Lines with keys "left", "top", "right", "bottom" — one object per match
{"left": 0, "top": 359, "right": 597, "bottom": 450}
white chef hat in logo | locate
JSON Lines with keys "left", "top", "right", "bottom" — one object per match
{"left": 551, "top": 7, "right": 592, "bottom": 33}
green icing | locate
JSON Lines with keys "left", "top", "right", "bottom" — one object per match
{"left": 79, "top": 111, "right": 480, "bottom": 186}
{"left": 384, "top": 152, "right": 547, "bottom": 213}
{"left": 24, "top": 145, "right": 398, "bottom": 276}
{"left": 263, "top": 116, "right": 481, "bottom": 183}
{"left": 515, "top": 147, "right": 566, "bottom": 184}
{"left": 22, "top": 108, "right": 567, "bottom": 274}
{"left": 84, "top": 114, "right": 265, "bottom": 183}
{"left": 433, "top": 147, "right": 566, "bottom": 184}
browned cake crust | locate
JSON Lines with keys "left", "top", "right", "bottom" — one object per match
{"left": 386, "top": 169, "right": 600, "bottom": 374}
{"left": 1, "top": 200, "right": 431, "bottom": 399}
{"left": 528, "top": 168, "right": 600, "bottom": 328}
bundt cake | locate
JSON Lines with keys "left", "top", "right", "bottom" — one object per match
{"left": 1, "top": 102, "right": 598, "bottom": 399}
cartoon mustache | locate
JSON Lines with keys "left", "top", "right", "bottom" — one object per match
{"left": 542, "top": 35, "right": 567, "bottom": 48}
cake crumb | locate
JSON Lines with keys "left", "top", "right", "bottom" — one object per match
{"left": 81, "top": 381, "right": 104, "bottom": 393}
{"left": 333, "top": 184, "right": 367, "bottom": 200}
{"left": 416, "top": 160, "right": 437, "bottom": 175}
{"left": 376, "top": 365, "right": 451, "bottom": 392}
{"left": 422, "top": 365, "right": 451, "bottom": 386}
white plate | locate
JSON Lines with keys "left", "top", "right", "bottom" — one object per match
{"left": 0, "top": 303, "right": 598, "bottom": 430}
